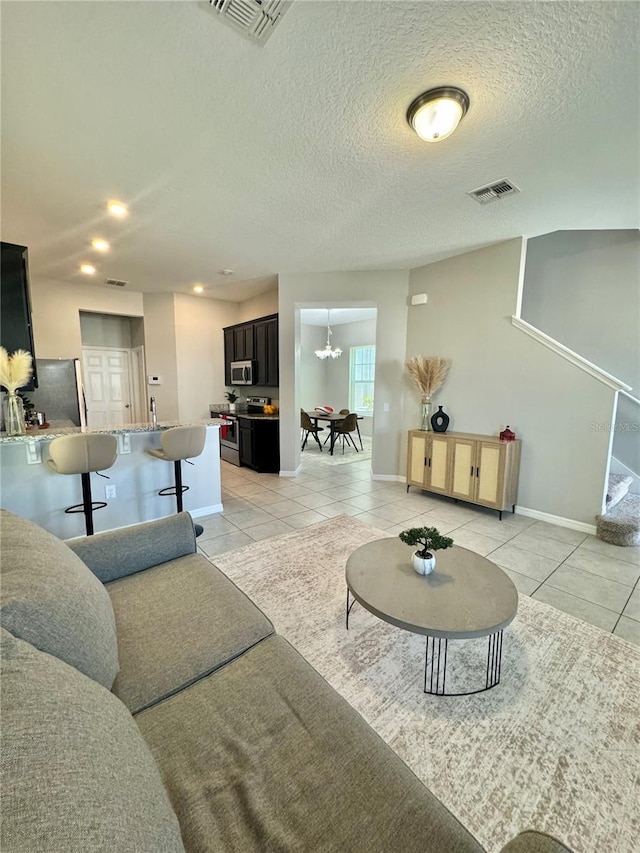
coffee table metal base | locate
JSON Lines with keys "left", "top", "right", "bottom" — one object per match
{"left": 424, "top": 632, "right": 503, "bottom": 696}
{"left": 346, "top": 589, "right": 505, "bottom": 697}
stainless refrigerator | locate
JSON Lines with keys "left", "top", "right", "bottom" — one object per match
{"left": 28, "top": 359, "right": 87, "bottom": 428}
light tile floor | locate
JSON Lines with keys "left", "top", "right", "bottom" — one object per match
{"left": 197, "top": 453, "right": 640, "bottom": 646}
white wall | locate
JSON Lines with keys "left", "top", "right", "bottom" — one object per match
{"left": 407, "top": 239, "right": 616, "bottom": 525}
{"left": 30, "top": 278, "right": 143, "bottom": 359}
{"left": 174, "top": 293, "right": 239, "bottom": 420}
{"left": 279, "top": 271, "right": 409, "bottom": 476}
{"left": 522, "top": 230, "right": 640, "bottom": 389}
{"left": 236, "top": 288, "right": 278, "bottom": 323}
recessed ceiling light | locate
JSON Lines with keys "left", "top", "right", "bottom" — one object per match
{"left": 91, "top": 238, "right": 110, "bottom": 252}
{"left": 80, "top": 263, "right": 96, "bottom": 275}
{"left": 107, "top": 200, "right": 128, "bottom": 218}
{"left": 218, "top": 268, "right": 234, "bottom": 276}
{"left": 193, "top": 284, "right": 204, "bottom": 294}
{"left": 407, "top": 86, "right": 469, "bottom": 142}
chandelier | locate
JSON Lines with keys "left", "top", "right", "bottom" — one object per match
{"left": 314, "top": 310, "right": 342, "bottom": 360}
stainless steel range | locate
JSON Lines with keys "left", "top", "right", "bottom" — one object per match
{"left": 210, "top": 405, "right": 240, "bottom": 466}
{"left": 211, "top": 397, "right": 272, "bottom": 467}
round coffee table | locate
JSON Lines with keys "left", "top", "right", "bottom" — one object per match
{"left": 345, "top": 538, "right": 518, "bottom": 696}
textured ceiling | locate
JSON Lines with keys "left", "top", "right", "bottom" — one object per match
{"left": 1, "top": 1, "right": 638, "bottom": 301}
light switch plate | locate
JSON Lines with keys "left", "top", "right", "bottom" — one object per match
{"left": 118, "top": 433, "right": 131, "bottom": 454}
{"left": 26, "top": 441, "right": 42, "bottom": 465}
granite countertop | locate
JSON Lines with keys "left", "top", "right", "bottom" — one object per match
{"left": 0, "top": 419, "right": 220, "bottom": 444}
{"left": 209, "top": 407, "right": 279, "bottom": 422}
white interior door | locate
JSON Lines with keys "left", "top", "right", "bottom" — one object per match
{"left": 82, "top": 347, "right": 132, "bottom": 427}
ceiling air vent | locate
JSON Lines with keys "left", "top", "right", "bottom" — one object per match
{"left": 208, "top": 0, "right": 291, "bottom": 44}
{"left": 468, "top": 179, "right": 521, "bottom": 205}
{"left": 104, "top": 278, "right": 128, "bottom": 288}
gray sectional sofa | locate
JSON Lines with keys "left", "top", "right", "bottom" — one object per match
{"left": 0, "top": 508, "right": 572, "bottom": 853}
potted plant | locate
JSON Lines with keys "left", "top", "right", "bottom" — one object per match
{"left": 398, "top": 526, "right": 454, "bottom": 576}
{"left": 225, "top": 390, "right": 239, "bottom": 413}
{"left": 405, "top": 355, "right": 451, "bottom": 431}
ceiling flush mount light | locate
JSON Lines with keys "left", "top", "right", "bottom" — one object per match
{"left": 218, "top": 268, "right": 234, "bottom": 276}
{"left": 193, "top": 284, "right": 204, "bottom": 294}
{"left": 80, "top": 263, "right": 96, "bottom": 275}
{"left": 91, "top": 238, "right": 110, "bottom": 252}
{"left": 315, "top": 310, "right": 343, "bottom": 360}
{"left": 107, "top": 200, "right": 128, "bottom": 218}
{"left": 407, "top": 86, "right": 469, "bottom": 142}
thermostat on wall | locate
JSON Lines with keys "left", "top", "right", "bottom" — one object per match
{"left": 147, "top": 375, "right": 162, "bottom": 385}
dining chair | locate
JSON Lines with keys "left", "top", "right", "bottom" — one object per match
{"left": 323, "top": 409, "right": 350, "bottom": 445}
{"left": 332, "top": 413, "right": 359, "bottom": 454}
{"left": 301, "top": 410, "right": 324, "bottom": 451}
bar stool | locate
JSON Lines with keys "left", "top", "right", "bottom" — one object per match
{"left": 147, "top": 425, "right": 206, "bottom": 535}
{"left": 46, "top": 434, "right": 118, "bottom": 536}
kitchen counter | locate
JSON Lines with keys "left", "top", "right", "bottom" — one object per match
{"left": 0, "top": 419, "right": 218, "bottom": 444}
{"left": 0, "top": 421, "right": 223, "bottom": 538}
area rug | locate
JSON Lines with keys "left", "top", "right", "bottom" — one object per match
{"left": 212, "top": 516, "right": 640, "bottom": 853}
{"left": 301, "top": 434, "right": 372, "bottom": 466}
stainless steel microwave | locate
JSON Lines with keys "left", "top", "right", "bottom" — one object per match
{"left": 230, "top": 360, "right": 255, "bottom": 385}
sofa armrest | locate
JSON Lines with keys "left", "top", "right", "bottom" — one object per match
{"left": 500, "top": 831, "right": 574, "bottom": 853}
{"left": 67, "top": 512, "right": 197, "bottom": 583}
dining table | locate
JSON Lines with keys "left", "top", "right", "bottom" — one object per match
{"left": 305, "top": 411, "right": 364, "bottom": 456}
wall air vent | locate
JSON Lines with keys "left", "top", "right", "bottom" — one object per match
{"left": 468, "top": 179, "right": 521, "bottom": 205}
{"left": 104, "top": 278, "right": 128, "bottom": 288}
{"left": 208, "top": 0, "right": 291, "bottom": 44}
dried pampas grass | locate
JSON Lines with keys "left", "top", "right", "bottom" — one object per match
{"left": 0, "top": 347, "right": 33, "bottom": 393}
{"left": 405, "top": 355, "right": 451, "bottom": 397}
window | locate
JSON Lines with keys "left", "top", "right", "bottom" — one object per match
{"left": 349, "top": 346, "right": 375, "bottom": 416}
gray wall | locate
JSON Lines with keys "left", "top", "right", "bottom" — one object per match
{"left": 324, "top": 318, "right": 376, "bottom": 438}
{"left": 279, "top": 271, "right": 409, "bottom": 476}
{"left": 407, "top": 238, "right": 616, "bottom": 525}
{"left": 522, "top": 229, "right": 640, "bottom": 477}
{"left": 299, "top": 324, "right": 328, "bottom": 412}
{"left": 79, "top": 312, "right": 134, "bottom": 349}
{"left": 298, "top": 318, "right": 377, "bottom": 438}
{"left": 522, "top": 230, "right": 640, "bottom": 390}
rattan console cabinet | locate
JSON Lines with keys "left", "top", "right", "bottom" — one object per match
{"left": 406, "top": 430, "right": 521, "bottom": 519}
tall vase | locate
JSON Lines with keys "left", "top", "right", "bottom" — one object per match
{"left": 420, "top": 395, "right": 432, "bottom": 431}
{"left": 3, "top": 391, "right": 26, "bottom": 436}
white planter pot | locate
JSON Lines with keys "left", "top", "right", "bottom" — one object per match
{"left": 412, "top": 551, "right": 436, "bottom": 576}
{"left": 228, "top": 402, "right": 237, "bottom": 413}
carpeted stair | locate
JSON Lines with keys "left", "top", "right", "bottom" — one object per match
{"left": 597, "top": 474, "right": 640, "bottom": 546}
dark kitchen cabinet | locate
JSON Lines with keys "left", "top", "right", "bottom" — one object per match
{"left": 223, "top": 314, "right": 278, "bottom": 387}
{"left": 239, "top": 417, "right": 280, "bottom": 473}
{"left": 233, "top": 324, "right": 254, "bottom": 361}
{"left": 0, "top": 242, "right": 37, "bottom": 390}
{"left": 223, "top": 328, "right": 234, "bottom": 386}
{"left": 254, "top": 316, "right": 278, "bottom": 387}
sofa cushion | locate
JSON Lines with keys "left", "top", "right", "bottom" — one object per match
{"left": 0, "top": 628, "right": 185, "bottom": 853}
{"left": 107, "top": 552, "right": 274, "bottom": 714}
{"left": 0, "top": 508, "right": 118, "bottom": 689}
{"left": 499, "top": 831, "right": 574, "bottom": 853}
{"left": 136, "top": 634, "right": 483, "bottom": 853}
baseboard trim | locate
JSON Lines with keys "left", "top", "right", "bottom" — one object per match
{"left": 190, "top": 503, "right": 223, "bottom": 518}
{"left": 371, "top": 473, "right": 406, "bottom": 483}
{"left": 515, "top": 505, "right": 597, "bottom": 535}
{"left": 279, "top": 465, "right": 302, "bottom": 478}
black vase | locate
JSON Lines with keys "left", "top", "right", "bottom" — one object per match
{"left": 431, "top": 405, "right": 450, "bottom": 433}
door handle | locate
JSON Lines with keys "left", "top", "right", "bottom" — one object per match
{"left": 125, "top": 404, "right": 130, "bottom": 408}
{"left": 476, "top": 467, "right": 479, "bottom": 477}
{"left": 470, "top": 466, "right": 473, "bottom": 476}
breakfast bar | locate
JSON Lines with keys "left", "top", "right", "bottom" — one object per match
{"left": 0, "top": 420, "right": 223, "bottom": 539}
